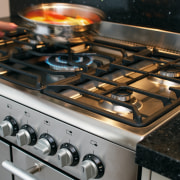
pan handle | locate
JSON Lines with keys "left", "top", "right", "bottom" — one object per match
{"left": 2, "top": 160, "right": 42, "bottom": 180}
{"left": 16, "top": 19, "right": 36, "bottom": 32}
{"left": 16, "top": 25, "right": 31, "bottom": 32}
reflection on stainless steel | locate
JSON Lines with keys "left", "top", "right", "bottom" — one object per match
{"left": 0, "top": 69, "right": 8, "bottom": 75}
{"left": 46, "top": 74, "right": 65, "bottom": 84}
{"left": 148, "top": 76, "right": 180, "bottom": 88}
{"left": 99, "top": 21, "right": 180, "bottom": 52}
{"left": 159, "top": 68, "right": 180, "bottom": 78}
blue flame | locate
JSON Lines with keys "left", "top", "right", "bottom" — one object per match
{"left": 46, "top": 56, "right": 93, "bottom": 71}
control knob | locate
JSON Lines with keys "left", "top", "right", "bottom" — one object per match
{"left": 81, "top": 154, "right": 104, "bottom": 180}
{"left": 0, "top": 116, "right": 19, "bottom": 137}
{"left": 34, "top": 133, "right": 57, "bottom": 156}
{"left": 57, "top": 143, "right": 79, "bottom": 168}
{"left": 16, "top": 124, "right": 37, "bottom": 146}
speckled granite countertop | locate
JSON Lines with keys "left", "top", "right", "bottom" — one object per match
{"left": 136, "top": 113, "right": 180, "bottom": 180}
{"left": 9, "top": 0, "right": 180, "bottom": 33}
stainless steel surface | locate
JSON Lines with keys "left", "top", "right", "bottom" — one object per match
{"left": 2, "top": 160, "right": 39, "bottom": 180}
{"left": 0, "top": 140, "right": 12, "bottom": 180}
{"left": 81, "top": 160, "right": 98, "bottom": 180}
{"left": 57, "top": 148, "right": 73, "bottom": 167}
{"left": 0, "top": 83, "right": 139, "bottom": 179}
{"left": 0, "top": 121, "right": 13, "bottom": 137}
{"left": 16, "top": 129, "right": 31, "bottom": 146}
{"left": 159, "top": 69, "right": 180, "bottom": 78}
{"left": 111, "top": 90, "right": 132, "bottom": 101}
{"left": 19, "top": 3, "right": 105, "bottom": 43}
{"left": 99, "top": 21, "right": 180, "bottom": 52}
{"left": 1, "top": 79, "right": 178, "bottom": 151}
{"left": 34, "top": 139, "right": 51, "bottom": 156}
{"left": 27, "top": 163, "right": 43, "bottom": 174}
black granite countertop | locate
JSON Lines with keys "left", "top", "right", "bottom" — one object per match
{"left": 136, "top": 113, "right": 180, "bottom": 180}
{"left": 9, "top": 0, "right": 180, "bottom": 33}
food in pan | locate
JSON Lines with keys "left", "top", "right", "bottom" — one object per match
{"left": 25, "top": 9, "right": 93, "bottom": 25}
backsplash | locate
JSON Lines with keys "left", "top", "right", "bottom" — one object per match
{"left": 9, "top": 0, "right": 180, "bottom": 33}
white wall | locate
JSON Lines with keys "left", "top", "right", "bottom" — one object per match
{"left": 0, "top": 0, "right": 10, "bottom": 18}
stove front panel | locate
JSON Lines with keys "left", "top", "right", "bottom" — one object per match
{"left": 0, "top": 95, "right": 138, "bottom": 180}
{"left": 0, "top": 140, "right": 12, "bottom": 180}
{"left": 12, "top": 147, "right": 74, "bottom": 180}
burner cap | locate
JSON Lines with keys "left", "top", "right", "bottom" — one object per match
{"left": 111, "top": 90, "right": 132, "bottom": 101}
{"left": 159, "top": 68, "right": 180, "bottom": 78}
{"left": 46, "top": 55, "right": 93, "bottom": 72}
{"left": 99, "top": 96, "right": 143, "bottom": 115}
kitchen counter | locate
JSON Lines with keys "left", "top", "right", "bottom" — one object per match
{"left": 9, "top": 0, "right": 180, "bottom": 33}
{"left": 135, "top": 113, "right": 180, "bottom": 180}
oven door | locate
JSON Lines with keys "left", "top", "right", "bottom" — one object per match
{"left": 0, "top": 139, "right": 12, "bottom": 180}
{"left": 3, "top": 146, "right": 76, "bottom": 180}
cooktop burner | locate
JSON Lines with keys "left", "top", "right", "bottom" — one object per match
{"left": 111, "top": 89, "right": 133, "bottom": 101}
{"left": 99, "top": 89, "right": 143, "bottom": 115}
{"left": 159, "top": 67, "right": 180, "bottom": 78}
{"left": 46, "top": 54, "right": 93, "bottom": 72}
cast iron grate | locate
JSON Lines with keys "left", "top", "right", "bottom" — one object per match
{"left": 0, "top": 29, "right": 180, "bottom": 126}
{"left": 43, "top": 57, "right": 180, "bottom": 127}
{"left": 0, "top": 34, "right": 139, "bottom": 90}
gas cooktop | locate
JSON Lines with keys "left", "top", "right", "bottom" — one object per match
{"left": 0, "top": 23, "right": 180, "bottom": 151}
{"left": 1, "top": 20, "right": 180, "bottom": 180}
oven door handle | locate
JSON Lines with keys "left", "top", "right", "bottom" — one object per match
{"left": 2, "top": 160, "right": 41, "bottom": 180}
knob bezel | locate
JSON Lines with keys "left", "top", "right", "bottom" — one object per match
{"left": 4, "top": 116, "right": 19, "bottom": 136}
{"left": 20, "top": 124, "right": 37, "bottom": 146}
{"left": 60, "top": 143, "right": 79, "bottom": 166}
{"left": 39, "top": 133, "right": 57, "bottom": 156}
{"left": 83, "top": 154, "right": 104, "bottom": 179}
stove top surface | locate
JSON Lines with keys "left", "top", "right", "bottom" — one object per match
{"left": 0, "top": 22, "right": 180, "bottom": 150}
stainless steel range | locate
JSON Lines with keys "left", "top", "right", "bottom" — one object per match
{"left": 0, "top": 20, "right": 180, "bottom": 180}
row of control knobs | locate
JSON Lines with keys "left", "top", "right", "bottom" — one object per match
{"left": 0, "top": 116, "right": 104, "bottom": 180}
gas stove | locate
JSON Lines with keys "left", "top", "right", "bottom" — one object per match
{"left": 0, "top": 21, "right": 180, "bottom": 180}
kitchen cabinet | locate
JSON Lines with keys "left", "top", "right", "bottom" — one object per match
{"left": 0, "top": 139, "right": 12, "bottom": 179}
{"left": 151, "top": 171, "right": 170, "bottom": 180}
{"left": 136, "top": 113, "right": 180, "bottom": 180}
{"left": 141, "top": 168, "right": 170, "bottom": 180}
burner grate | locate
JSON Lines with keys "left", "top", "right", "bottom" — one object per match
{"left": 0, "top": 39, "right": 128, "bottom": 90}
{"left": 0, "top": 29, "right": 180, "bottom": 126}
{"left": 42, "top": 68, "right": 180, "bottom": 127}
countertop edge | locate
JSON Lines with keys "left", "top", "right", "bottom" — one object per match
{"left": 135, "top": 112, "right": 180, "bottom": 180}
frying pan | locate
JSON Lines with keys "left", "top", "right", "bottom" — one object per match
{"left": 18, "top": 3, "right": 105, "bottom": 43}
